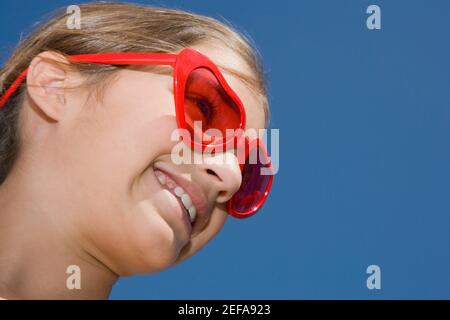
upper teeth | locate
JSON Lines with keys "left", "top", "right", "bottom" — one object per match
{"left": 154, "top": 170, "right": 197, "bottom": 223}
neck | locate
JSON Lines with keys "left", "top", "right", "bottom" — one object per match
{"left": 0, "top": 166, "right": 118, "bottom": 300}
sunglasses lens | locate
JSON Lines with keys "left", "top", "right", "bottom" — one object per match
{"left": 230, "top": 146, "right": 272, "bottom": 215}
{"left": 184, "top": 68, "right": 241, "bottom": 144}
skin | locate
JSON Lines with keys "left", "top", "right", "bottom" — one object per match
{"left": 0, "top": 41, "right": 266, "bottom": 299}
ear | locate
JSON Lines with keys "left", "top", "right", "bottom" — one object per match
{"left": 26, "top": 51, "right": 70, "bottom": 121}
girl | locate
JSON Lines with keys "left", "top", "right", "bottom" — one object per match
{"left": 0, "top": 2, "right": 273, "bottom": 299}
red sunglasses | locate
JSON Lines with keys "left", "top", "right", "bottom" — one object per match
{"left": 0, "top": 48, "right": 273, "bottom": 218}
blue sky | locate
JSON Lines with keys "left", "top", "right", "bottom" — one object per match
{"left": 1, "top": 0, "right": 449, "bottom": 299}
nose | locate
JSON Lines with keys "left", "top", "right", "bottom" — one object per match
{"left": 199, "top": 151, "right": 242, "bottom": 203}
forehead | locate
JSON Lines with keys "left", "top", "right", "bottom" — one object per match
{"left": 190, "top": 42, "right": 266, "bottom": 131}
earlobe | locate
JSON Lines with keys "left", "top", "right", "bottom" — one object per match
{"left": 26, "top": 51, "right": 69, "bottom": 121}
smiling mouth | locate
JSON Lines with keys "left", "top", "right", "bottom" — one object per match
{"left": 154, "top": 169, "right": 197, "bottom": 224}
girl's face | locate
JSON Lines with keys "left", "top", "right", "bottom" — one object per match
{"left": 31, "top": 42, "right": 266, "bottom": 275}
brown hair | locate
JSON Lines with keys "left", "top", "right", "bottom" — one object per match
{"left": 0, "top": 2, "right": 269, "bottom": 185}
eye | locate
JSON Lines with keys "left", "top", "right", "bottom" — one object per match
{"left": 195, "top": 98, "right": 215, "bottom": 121}
{"left": 186, "top": 93, "right": 218, "bottom": 125}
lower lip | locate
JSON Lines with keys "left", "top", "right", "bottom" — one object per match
{"left": 154, "top": 169, "right": 193, "bottom": 235}
{"left": 173, "top": 193, "right": 193, "bottom": 235}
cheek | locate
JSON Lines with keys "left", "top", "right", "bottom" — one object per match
{"left": 63, "top": 73, "right": 186, "bottom": 274}
{"left": 66, "top": 72, "right": 176, "bottom": 191}
{"left": 77, "top": 169, "right": 189, "bottom": 275}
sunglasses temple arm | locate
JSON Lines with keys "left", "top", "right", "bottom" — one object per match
{"left": 0, "top": 53, "right": 178, "bottom": 110}
{"left": 0, "top": 68, "right": 28, "bottom": 110}
{"left": 68, "top": 53, "right": 177, "bottom": 66}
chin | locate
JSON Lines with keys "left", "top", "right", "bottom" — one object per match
{"left": 122, "top": 226, "right": 188, "bottom": 275}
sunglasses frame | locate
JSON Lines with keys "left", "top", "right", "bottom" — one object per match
{"left": 227, "top": 136, "right": 274, "bottom": 218}
{"left": 0, "top": 47, "right": 273, "bottom": 218}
